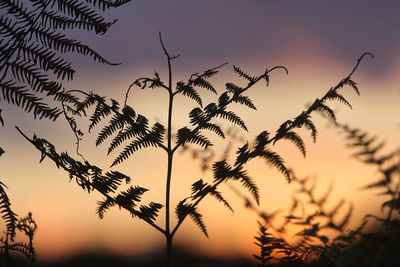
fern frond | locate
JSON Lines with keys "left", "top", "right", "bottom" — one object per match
{"left": 232, "top": 95, "right": 257, "bottom": 110}
{"left": 209, "top": 189, "right": 234, "bottom": 212}
{"left": 233, "top": 65, "right": 257, "bottom": 83}
{"left": 51, "top": 0, "right": 108, "bottom": 26}
{"left": 236, "top": 170, "right": 260, "bottom": 204}
{"left": 7, "top": 59, "right": 66, "bottom": 93}
{"left": 176, "top": 82, "right": 203, "bottom": 107}
{"left": 115, "top": 186, "right": 148, "bottom": 210}
{"left": 188, "top": 206, "right": 208, "bottom": 237}
{"left": 107, "top": 120, "right": 148, "bottom": 154}
{"left": 74, "top": 93, "right": 97, "bottom": 112}
{"left": 0, "top": 182, "right": 18, "bottom": 241}
{"left": 0, "top": 15, "right": 25, "bottom": 39}
{"left": 346, "top": 79, "right": 359, "bottom": 95}
{"left": 176, "top": 127, "right": 212, "bottom": 149}
{"left": 186, "top": 64, "right": 225, "bottom": 95}
{"left": 352, "top": 142, "right": 385, "bottom": 157}
{"left": 191, "top": 179, "right": 206, "bottom": 195}
{"left": 16, "top": 44, "right": 74, "bottom": 80}
{"left": 1, "top": 81, "right": 62, "bottom": 120}
{"left": 325, "top": 90, "right": 352, "bottom": 109}
{"left": 175, "top": 202, "right": 208, "bottom": 237}
{"left": 199, "top": 123, "right": 225, "bottom": 138}
{"left": 314, "top": 102, "right": 336, "bottom": 123}
{"left": 96, "top": 197, "right": 116, "bottom": 219}
{"left": 225, "top": 82, "right": 242, "bottom": 94}
{"left": 346, "top": 135, "right": 376, "bottom": 148}
{"left": 29, "top": 26, "right": 118, "bottom": 65}
{"left": 0, "top": 0, "right": 34, "bottom": 26}
{"left": 192, "top": 76, "right": 217, "bottom": 94}
{"left": 303, "top": 118, "right": 317, "bottom": 142}
{"left": 189, "top": 107, "right": 208, "bottom": 127}
{"left": 40, "top": 9, "right": 115, "bottom": 34}
{"left": 338, "top": 78, "right": 360, "bottom": 95}
{"left": 111, "top": 123, "right": 165, "bottom": 166}
{"left": 273, "top": 120, "right": 292, "bottom": 142}
{"left": 175, "top": 199, "right": 188, "bottom": 221}
{"left": 96, "top": 112, "right": 128, "bottom": 146}
{"left": 212, "top": 160, "right": 233, "bottom": 182}
{"left": 215, "top": 110, "right": 247, "bottom": 131}
{"left": 133, "top": 73, "right": 165, "bottom": 90}
{"left": 191, "top": 180, "right": 233, "bottom": 212}
{"left": 88, "top": 98, "right": 112, "bottom": 132}
{"left": 217, "top": 92, "right": 229, "bottom": 107}
{"left": 139, "top": 202, "right": 163, "bottom": 222}
{"left": 235, "top": 143, "right": 251, "bottom": 166}
{"left": 253, "top": 221, "right": 289, "bottom": 266}
{"left": 337, "top": 204, "right": 353, "bottom": 230}
{"left": 259, "top": 149, "right": 290, "bottom": 182}
{"left": 92, "top": 171, "right": 130, "bottom": 194}
{"left": 203, "top": 103, "right": 217, "bottom": 115}
{"left": 7, "top": 241, "right": 35, "bottom": 260}
{"left": 282, "top": 131, "right": 306, "bottom": 157}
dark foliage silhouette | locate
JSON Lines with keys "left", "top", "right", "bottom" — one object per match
{"left": 249, "top": 172, "right": 366, "bottom": 267}
{"left": 0, "top": 153, "right": 37, "bottom": 266}
{"left": 184, "top": 132, "right": 373, "bottom": 267}
{"left": 246, "top": 125, "right": 400, "bottom": 267}
{"left": 1, "top": 2, "right": 130, "bottom": 265}
{"left": 340, "top": 124, "right": 400, "bottom": 224}
{"left": 0, "top": 0, "right": 131, "bottom": 125}
{"left": 17, "top": 32, "right": 372, "bottom": 266}
{"left": 335, "top": 125, "right": 400, "bottom": 266}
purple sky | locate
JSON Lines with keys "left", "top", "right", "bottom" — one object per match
{"left": 75, "top": 0, "right": 400, "bottom": 76}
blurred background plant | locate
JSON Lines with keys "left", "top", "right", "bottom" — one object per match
{"left": 183, "top": 122, "right": 400, "bottom": 267}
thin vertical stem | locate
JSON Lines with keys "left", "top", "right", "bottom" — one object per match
{"left": 166, "top": 233, "right": 173, "bottom": 267}
{"left": 159, "top": 32, "right": 176, "bottom": 267}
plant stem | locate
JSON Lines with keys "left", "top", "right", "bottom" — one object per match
{"left": 166, "top": 234, "right": 173, "bottom": 267}
{"left": 165, "top": 149, "right": 174, "bottom": 267}
{"left": 159, "top": 31, "right": 175, "bottom": 267}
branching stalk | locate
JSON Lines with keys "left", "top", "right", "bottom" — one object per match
{"left": 159, "top": 32, "right": 177, "bottom": 267}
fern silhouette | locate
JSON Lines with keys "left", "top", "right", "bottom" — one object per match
{"left": 340, "top": 125, "right": 400, "bottom": 225}
{"left": 0, "top": 0, "right": 131, "bottom": 125}
{"left": 196, "top": 135, "right": 364, "bottom": 266}
{"left": 17, "top": 32, "right": 372, "bottom": 266}
{"left": 0, "top": 149, "right": 37, "bottom": 267}
{"left": 339, "top": 127, "right": 400, "bottom": 267}
{"left": 249, "top": 125, "right": 400, "bottom": 267}
{"left": 1, "top": 3, "right": 131, "bottom": 264}
{"left": 247, "top": 172, "right": 368, "bottom": 267}
{"left": 0, "top": 182, "right": 37, "bottom": 266}
{"left": 253, "top": 221, "right": 301, "bottom": 267}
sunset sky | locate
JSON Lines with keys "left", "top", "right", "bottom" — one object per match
{"left": 1, "top": 0, "right": 400, "bottom": 263}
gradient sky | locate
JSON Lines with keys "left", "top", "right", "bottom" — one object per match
{"left": 1, "top": 0, "right": 400, "bottom": 262}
